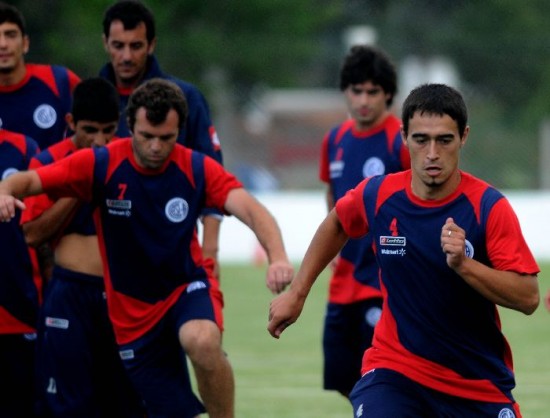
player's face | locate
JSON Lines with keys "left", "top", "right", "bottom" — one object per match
{"left": 72, "top": 119, "right": 118, "bottom": 149}
{"left": 0, "top": 22, "right": 28, "bottom": 76}
{"left": 344, "top": 81, "right": 390, "bottom": 131}
{"left": 131, "top": 107, "right": 179, "bottom": 170}
{"left": 402, "top": 111, "right": 468, "bottom": 200}
{"left": 103, "top": 20, "right": 155, "bottom": 88}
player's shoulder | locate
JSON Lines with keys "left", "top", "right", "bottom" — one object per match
{"left": 165, "top": 75, "right": 207, "bottom": 102}
{"left": 37, "top": 138, "right": 75, "bottom": 161}
{"left": 326, "top": 119, "right": 355, "bottom": 144}
{"left": 460, "top": 171, "right": 504, "bottom": 205}
{"left": 0, "top": 129, "right": 37, "bottom": 153}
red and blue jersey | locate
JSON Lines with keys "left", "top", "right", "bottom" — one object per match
{"left": 35, "top": 139, "right": 241, "bottom": 344}
{"left": 335, "top": 170, "right": 539, "bottom": 403}
{"left": 319, "top": 115, "right": 410, "bottom": 304}
{"left": 21, "top": 138, "right": 97, "bottom": 245}
{"left": 0, "top": 64, "right": 80, "bottom": 150}
{"left": 0, "top": 129, "right": 40, "bottom": 333}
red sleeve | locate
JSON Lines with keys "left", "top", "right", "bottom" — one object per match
{"left": 20, "top": 157, "right": 55, "bottom": 224}
{"left": 36, "top": 149, "right": 95, "bottom": 201}
{"left": 335, "top": 179, "right": 369, "bottom": 239}
{"left": 319, "top": 132, "right": 330, "bottom": 183}
{"left": 203, "top": 156, "right": 243, "bottom": 211}
{"left": 486, "top": 198, "right": 539, "bottom": 274}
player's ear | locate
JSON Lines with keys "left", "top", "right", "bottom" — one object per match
{"left": 126, "top": 118, "right": 133, "bottom": 134}
{"left": 400, "top": 126, "right": 408, "bottom": 147}
{"left": 22, "top": 35, "right": 29, "bottom": 54}
{"left": 147, "top": 37, "right": 157, "bottom": 55}
{"left": 460, "top": 126, "right": 470, "bottom": 147}
{"left": 66, "top": 113, "right": 76, "bottom": 131}
{"left": 102, "top": 34, "right": 109, "bottom": 52}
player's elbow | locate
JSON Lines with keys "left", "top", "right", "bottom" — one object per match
{"left": 520, "top": 292, "right": 540, "bottom": 316}
{"left": 22, "top": 226, "right": 44, "bottom": 248}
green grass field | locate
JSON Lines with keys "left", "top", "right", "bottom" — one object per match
{"left": 214, "top": 262, "right": 550, "bottom": 418}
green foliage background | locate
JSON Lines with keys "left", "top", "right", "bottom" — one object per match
{"left": 7, "top": 0, "right": 550, "bottom": 189}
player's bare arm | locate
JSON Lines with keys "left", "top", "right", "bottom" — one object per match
{"left": 441, "top": 217, "right": 539, "bottom": 315}
{"left": 22, "top": 197, "right": 79, "bottom": 247}
{"left": 201, "top": 214, "right": 222, "bottom": 278}
{"left": 268, "top": 209, "right": 349, "bottom": 338}
{"left": 0, "top": 170, "right": 42, "bottom": 221}
{"left": 224, "top": 187, "right": 293, "bottom": 294}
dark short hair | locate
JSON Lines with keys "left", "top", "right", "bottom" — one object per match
{"left": 0, "top": 1, "right": 26, "bottom": 35}
{"left": 72, "top": 78, "right": 120, "bottom": 124}
{"left": 339, "top": 45, "right": 397, "bottom": 106}
{"left": 126, "top": 78, "right": 188, "bottom": 131}
{"left": 103, "top": 0, "right": 155, "bottom": 43}
{"left": 401, "top": 83, "right": 468, "bottom": 137}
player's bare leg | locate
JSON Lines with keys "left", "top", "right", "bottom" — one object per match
{"left": 180, "top": 320, "right": 235, "bottom": 418}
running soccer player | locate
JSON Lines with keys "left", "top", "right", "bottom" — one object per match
{"left": 0, "top": 78, "right": 293, "bottom": 418}
{"left": 269, "top": 83, "right": 539, "bottom": 417}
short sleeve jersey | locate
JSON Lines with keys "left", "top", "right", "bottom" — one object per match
{"left": 0, "top": 64, "right": 80, "bottom": 150}
{"left": 36, "top": 139, "right": 242, "bottom": 344}
{"left": 319, "top": 115, "right": 410, "bottom": 303}
{"left": 0, "top": 129, "right": 40, "bottom": 333}
{"left": 335, "top": 170, "right": 539, "bottom": 404}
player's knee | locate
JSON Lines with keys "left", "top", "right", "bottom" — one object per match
{"left": 179, "top": 319, "right": 222, "bottom": 364}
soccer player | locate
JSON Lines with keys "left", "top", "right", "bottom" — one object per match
{"left": 99, "top": 0, "right": 223, "bottom": 275}
{"left": 0, "top": 2, "right": 80, "bottom": 150}
{"left": 0, "top": 78, "right": 293, "bottom": 418}
{"left": 0, "top": 1, "right": 81, "bottom": 288}
{"left": 319, "top": 44, "right": 409, "bottom": 398}
{"left": 269, "top": 83, "right": 539, "bottom": 417}
{"left": 0, "top": 128, "right": 39, "bottom": 417}
{"left": 21, "top": 78, "right": 145, "bottom": 418}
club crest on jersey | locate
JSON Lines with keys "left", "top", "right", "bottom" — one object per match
{"left": 2, "top": 167, "right": 18, "bottom": 180}
{"left": 498, "top": 408, "right": 515, "bottom": 418}
{"left": 465, "top": 239, "right": 475, "bottom": 258}
{"left": 165, "top": 197, "right": 189, "bottom": 223}
{"left": 363, "top": 157, "right": 385, "bottom": 178}
{"left": 33, "top": 104, "right": 57, "bottom": 129}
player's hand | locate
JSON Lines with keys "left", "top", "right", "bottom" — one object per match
{"left": 267, "top": 288, "right": 304, "bottom": 338}
{"left": 0, "top": 195, "right": 25, "bottom": 222}
{"left": 441, "top": 217, "right": 466, "bottom": 269}
{"left": 266, "top": 260, "right": 294, "bottom": 294}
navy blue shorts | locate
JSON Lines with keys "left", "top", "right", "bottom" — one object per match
{"left": 38, "top": 266, "right": 144, "bottom": 418}
{"left": 118, "top": 284, "right": 216, "bottom": 418}
{"left": 350, "top": 368, "right": 521, "bottom": 417}
{"left": 0, "top": 333, "right": 37, "bottom": 418}
{"left": 322, "top": 298, "right": 382, "bottom": 394}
